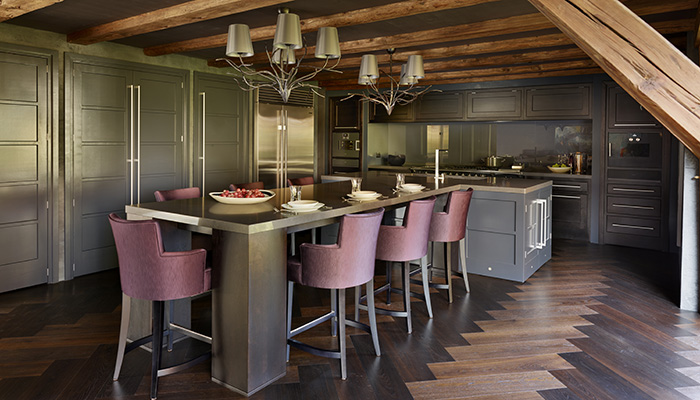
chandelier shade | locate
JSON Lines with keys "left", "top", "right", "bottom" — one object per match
{"left": 225, "top": 24, "right": 254, "bottom": 58}
{"left": 359, "top": 54, "right": 380, "bottom": 80}
{"left": 315, "top": 27, "right": 341, "bottom": 59}
{"left": 273, "top": 12, "right": 302, "bottom": 49}
{"left": 406, "top": 55, "right": 425, "bottom": 79}
{"left": 399, "top": 64, "right": 418, "bottom": 86}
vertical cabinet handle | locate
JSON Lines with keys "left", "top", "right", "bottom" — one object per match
{"left": 135, "top": 85, "right": 141, "bottom": 205}
{"left": 199, "top": 92, "right": 206, "bottom": 196}
{"left": 127, "top": 85, "right": 135, "bottom": 206}
{"left": 608, "top": 142, "right": 612, "bottom": 157}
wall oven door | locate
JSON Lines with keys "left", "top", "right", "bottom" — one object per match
{"left": 331, "top": 131, "right": 360, "bottom": 172}
{"left": 607, "top": 130, "right": 662, "bottom": 169}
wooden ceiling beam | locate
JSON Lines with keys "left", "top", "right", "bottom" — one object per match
{"left": 321, "top": 67, "right": 604, "bottom": 90}
{"left": 528, "top": 0, "right": 700, "bottom": 157}
{"left": 0, "top": 0, "right": 62, "bottom": 22}
{"left": 67, "top": 0, "right": 291, "bottom": 45}
{"left": 143, "top": 0, "right": 500, "bottom": 56}
{"left": 241, "top": 0, "right": 695, "bottom": 64}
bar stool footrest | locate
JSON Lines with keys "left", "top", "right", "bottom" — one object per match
{"left": 157, "top": 351, "right": 211, "bottom": 377}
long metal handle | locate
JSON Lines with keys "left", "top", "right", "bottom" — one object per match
{"left": 611, "top": 187, "right": 655, "bottom": 193}
{"left": 355, "top": 140, "right": 360, "bottom": 151}
{"left": 612, "top": 223, "right": 654, "bottom": 231}
{"left": 612, "top": 203, "right": 655, "bottom": 210}
{"left": 135, "top": 85, "right": 141, "bottom": 205}
{"left": 283, "top": 109, "right": 289, "bottom": 188}
{"left": 552, "top": 194, "right": 581, "bottom": 199}
{"left": 613, "top": 123, "right": 657, "bottom": 127}
{"left": 199, "top": 92, "right": 206, "bottom": 196}
{"left": 552, "top": 184, "right": 581, "bottom": 189}
{"left": 127, "top": 85, "right": 134, "bottom": 206}
{"left": 608, "top": 142, "right": 612, "bottom": 157}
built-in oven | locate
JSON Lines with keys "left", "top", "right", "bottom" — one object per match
{"left": 331, "top": 131, "right": 360, "bottom": 172}
{"left": 607, "top": 130, "right": 663, "bottom": 169}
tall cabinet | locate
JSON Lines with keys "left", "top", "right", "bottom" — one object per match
{"left": 0, "top": 48, "right": 51, "bottom": 292}
{"left": 68, "top": 56, "right": 187, "bottom": 277}
{"left": 602, "top": 83, "right": 671, "bottom": 251}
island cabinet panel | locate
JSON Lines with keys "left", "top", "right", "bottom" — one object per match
{"left": 369, "top": 102, "right": 413, "bottom": 122}
{"left": 414, "top": 91, "right": 465, "bottom": 121}
{"left": 466, "top": 89, "right": 523, "bottom": 120}
{"left": 0, "top": 50, "right": 50, "bottom": 293}
{"left": 465, "top": 185, "right": 551, "bottom": 283}
{"left": 525, "top": 84, "right": 591, "bottom": 119}
{"left": 607, "top": 85, "right": 659, "bottom": 128}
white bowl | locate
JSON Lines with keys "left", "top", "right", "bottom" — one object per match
{"left": 287, "top": 200, "right": 319, "bottom": 209}
{"left": 350, "top": 190, "right": 379, "bottom": 199}
{"left": 547, "top": 166, "right": 572, "bottom": 174}
{"left": 400, "top": 183, "right": 422, "bottom": 190}
{"left": 209, "top": 190, "right": 275, "bottom": 204}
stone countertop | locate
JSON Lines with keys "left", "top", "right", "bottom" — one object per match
{"left": 323, "top": 171, "right": 552, "bottom": 195}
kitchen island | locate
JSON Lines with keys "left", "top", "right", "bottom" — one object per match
{"left": 325, "top": 172, "right": 552, "bottom": 282}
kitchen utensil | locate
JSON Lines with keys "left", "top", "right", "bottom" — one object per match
{"left": 573, "top": 152, "right": 587, "bottom": 174}
{"left": 486, "top": 155, "right": 505, "bottom": 167}
{"left": 387, "top": 154, "right": 406, "bottom": 166}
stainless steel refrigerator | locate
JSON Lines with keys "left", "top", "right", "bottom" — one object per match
{"left": 256, "top": 101, "right": 315, "bottom": 189}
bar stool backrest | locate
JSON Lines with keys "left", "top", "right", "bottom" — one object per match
{"left": 108, "top": 213, "right": 209, "bottom": 301}
{"left": 429, "top": 189, "right": 474, "bottom": 243}
{"left": 229, "top": 181, "right": 264, "bottom": 191}
{"left": 154, "top": 187, "right": 201, "bottom": 202}
{"left": 287, "top": 176, "right": 315, "bottom": 186}
{"left": 376, "top": 197, "right": 436, "bottom": 262}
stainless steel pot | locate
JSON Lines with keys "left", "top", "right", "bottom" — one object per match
{"left": 486, "top": 155, "right": 505, "bottom": 167}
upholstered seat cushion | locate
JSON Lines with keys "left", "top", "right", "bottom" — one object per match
{"left": 287, "top": 256, "right": 303, "bottom": 284}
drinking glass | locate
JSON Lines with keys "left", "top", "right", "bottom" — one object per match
{"left": 350, "top": 177, "right": 362, "bottom": 193}
{"left": 290, "top": 185, "right": 302, "bottom": 202}
{"left": 396, "top": 173, "right": 405, "bottom": 188}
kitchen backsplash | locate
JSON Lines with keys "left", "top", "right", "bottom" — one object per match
{"left": 367, "top": 121, "right": 592, "bottom": 167}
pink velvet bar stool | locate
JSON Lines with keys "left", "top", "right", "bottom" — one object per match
{"left": 287, "top": 176, "right": 315, "bottom": 186}
{"left": 229, "top": 181, "right": 264, "bottom": 191}
{"left": 287, "top": 208, "right": 384, "bottom": 380}
{"left": 359, "top": 197, "right": 436, "bottom": 334}
{"left": 109, "top": 213, "right": 211, "bottom": 400}
{"left": 426, "top": 188, "right": 474, "bottom": 302}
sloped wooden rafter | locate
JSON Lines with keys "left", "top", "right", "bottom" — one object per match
{"left": 528, "top": 0, "right": 700, "bottom": 157}
{"left": 67, "top": 0, "right": 291, "bottom": 45}
{"left": 143, "top": 0, "right": 500, "bottom": 56}
{"left": 0, "top": 0, "right": 62, "bottom": 22}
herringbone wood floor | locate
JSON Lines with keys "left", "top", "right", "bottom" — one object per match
{"left": 1, "top": 240, "right": 698, "bottom": 399}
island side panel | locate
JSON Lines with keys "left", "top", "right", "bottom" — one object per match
{"left": 211, "top": 228, "right": 287, "bottom": 396}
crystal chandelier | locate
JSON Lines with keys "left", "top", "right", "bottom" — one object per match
{"left": 344, "top": 48, "right": 435, "bottom": 115}
{"left": 219, "top": 8, "right": 342, "bottom": 103}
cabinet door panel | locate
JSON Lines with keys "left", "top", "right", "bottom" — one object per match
{"left": 415, "top": 91, "right": 464, "bottom": 120}
{"left": 525, "top": 85, "right": 591, "bottom": 119}
{"left": 0, "top": 51, "right": 49, "bottom": 293}
{"left": 467, "top": 89, "right": 522, "bottom": 119}
{"left": 607, "top": 85, "right": 658, "bottom": 128}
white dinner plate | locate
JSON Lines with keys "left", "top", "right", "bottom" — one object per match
{"left": 348, "top": 191, "right": 380, "bottom": 199}
{"left": 209, "top": 190, "right": 275, "bottom": 204}
{"left": 399, "top": 184, "right": 425, "bottom": 192}
{"left": 282, "top": 202, "right": 325, "bottom": 212}
{"left": 287, "top": 200, "right": 320, "bottom": 209}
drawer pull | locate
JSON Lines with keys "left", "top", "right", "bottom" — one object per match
{"left": 611, "top": 223, "right": 654, "bottom": 231}
{"left": 553, "top": 194, "right": 581, "bottom": 199}
{"left": 613, "top": 123, "right": 657, "bottom": 127}
{"left": 612, "top": 203, "right": 654, "bottom": 210}
{"left": 553, "top": 184, "right": 581, "bottom": 189}
{"left": 612, "top": 187, "right": 655, "bottom": 193}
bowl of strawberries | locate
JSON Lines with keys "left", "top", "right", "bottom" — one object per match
{"left": 209, "top": 188, "right": 275, "bottom": 204}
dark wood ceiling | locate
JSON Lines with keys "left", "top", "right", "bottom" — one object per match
{"left": 2, "top": 0, "right": 696, "bottom": 89}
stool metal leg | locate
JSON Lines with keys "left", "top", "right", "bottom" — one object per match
{"left": 445, "top": 242, "right": 453, "bottom": 303}
{"left": 151, "top": 301, "right": 164, "bottom": 400}
{"left": 167, "top": 300, "right": 174, "bottom": 352}
{"left": 459, "top": 237, "right": 470, "bottom": 292}
{"left": 420, "top": 256, "right": 433, "bottom": 318}
{"left": 330, "top": 288, "right": 337, "bottom": 337}
{"left": 385, "top": 261, "right": 392, "bottom": 305}
{"left": 402, "top": 262, "right": 412, "bottom": 334}
{"left": 113, "top": 293, "right": 131, "bottom": 381}
{"left": 338, "top": 289, "right": 347, "bottom": 380}
{"left": 286, "top": 281, "right": 294, "bottom": 362}
{"left": 354, "top": 286, "right": 361, "bottom": 321}
{"left": 366, "top": 279, "right": 381, "bottom": 356}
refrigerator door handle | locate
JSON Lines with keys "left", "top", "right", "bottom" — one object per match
{"left": 199, "top": 92, "right": 206, "bottom": 196}
{"left": 127, "top": 84, "right": 135, "bottom": 206}
{"left": 135, "top": 85, "right": 141, "bottom": 205}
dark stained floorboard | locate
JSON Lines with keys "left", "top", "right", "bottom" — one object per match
{"left": 1, "top": 240, "right": 699, "bottom": 399}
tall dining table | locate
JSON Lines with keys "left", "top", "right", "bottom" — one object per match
{"left": 125, "top": 173, "right": 465, "bottom": 396}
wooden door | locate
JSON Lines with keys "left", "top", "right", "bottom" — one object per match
{"left": 194, "top": 73, "right": 248, "bottom": 194}
{"left": 0, "top": 51, "right": 50, "bottom": 292}
{"left": 71, "top": 61, "right": 186, "bottom": 277}
{"left": 71, "top": 63, "right": 130, "bottom": 277}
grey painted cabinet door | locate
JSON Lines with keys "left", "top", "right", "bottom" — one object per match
{"left": 193, "top": 73, "right": 248, "bottom": 194}
{"left": 0, "top": 51, "right": 49, "bottom": 292}
{"left": 71, "top": 63, "right": 185, "bottom": 277}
